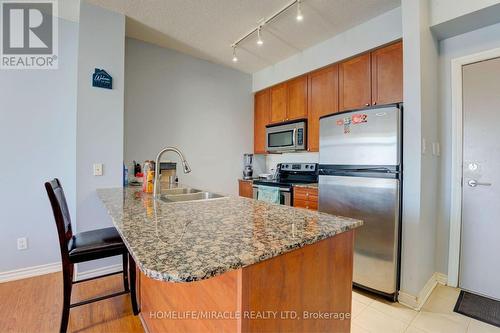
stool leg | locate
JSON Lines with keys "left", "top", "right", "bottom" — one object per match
{"left": 122, "top": 253, "right": 129, "bottom": 292}
{"left": 128, "top": 253, "right": 139, "bottom": 315}
{"left": 60, "top": 262, "right": 73, "bottom": 333}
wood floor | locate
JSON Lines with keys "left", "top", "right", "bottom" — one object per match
{"left": 0, "top": 272, "right": 143, "bottom": 333}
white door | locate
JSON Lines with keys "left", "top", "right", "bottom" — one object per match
{"left": 460, "top": 57, "right": 500, "bottom": 300}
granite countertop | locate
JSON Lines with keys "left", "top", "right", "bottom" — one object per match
{"left": 97, "top": 185, "right": 362, "bottom": 283}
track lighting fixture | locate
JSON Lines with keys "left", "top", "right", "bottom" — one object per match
{"left": 231, "top": 0, "right": 304, "bottom": 62}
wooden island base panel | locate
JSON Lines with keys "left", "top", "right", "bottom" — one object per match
{"left": 139, "top": 230, "right": 354, "bottom": 333}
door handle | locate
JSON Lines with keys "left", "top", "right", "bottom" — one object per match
{"left": 467, "top": 179, "right": 492, "bottom": 187}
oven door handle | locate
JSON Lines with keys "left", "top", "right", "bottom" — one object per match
{"left": 252, "top": 185, "right": 291, "bottom": 192}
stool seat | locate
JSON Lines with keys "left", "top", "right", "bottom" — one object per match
{"left": 68, "top": 227, "right": 126, "bottom": 263}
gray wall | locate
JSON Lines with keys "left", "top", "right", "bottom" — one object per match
{"left": 0, "top": 18, "right": 79, "bottom": 272}
{"left": 75, "top": 1, "right": 125, "bottom": 272}
{"left": 436, "top": 21, "right": 500, "bottom": 275}
{"left": 124, "top": 38, "right": 253, "bottom": 196}
{"left": 399, "top": 0, "right": 440, "bottom": 298}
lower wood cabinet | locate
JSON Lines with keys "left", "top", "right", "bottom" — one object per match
{"left": 293, "top": 187, "right": 318, "bottom": 210}
{"left": 238, "top": 180, "right": 253, "bottom": 198}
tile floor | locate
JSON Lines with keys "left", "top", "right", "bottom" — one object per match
{"left": 351, "top": 285, "right": 500, "bottom": 333}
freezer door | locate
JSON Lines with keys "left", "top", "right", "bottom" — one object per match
{"left": 319, "top": 106, "right": 400, "bottom": 166}
{"left": 319, "top": 175, "right": 400, "bottom": 295}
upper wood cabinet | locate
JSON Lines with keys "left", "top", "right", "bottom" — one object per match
{"left": 270, "top": 83, "right": 287, "bottom": 123}
{"left": 339, "top": 41, "right": 403, "bottom": 112}
{"left": 254, "top": 89, "right": 270, "bottom": 154}
{"left": 287, "top": 76, "right": 308, "bottom": 121}
{"left": 307, "top": 64, "right": 339, "bottom": 152}
{"left": 270, "top": 76, "right": 308, "bottom": 124}
{"left": 339, "top": 53, "right": 372, "bottom": 111}
{"left": 253, "top": 41, "right": 403, "bottom": 155}
{"left": 371, "top": 41, "right": 403, "bottom": 105}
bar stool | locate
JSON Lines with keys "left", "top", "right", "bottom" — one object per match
{"left": 45, "top": 178, "right": 139, "bottom": 333}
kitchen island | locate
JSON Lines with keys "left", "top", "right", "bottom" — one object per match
{"left": 97, "top": 185, "right": 362, "bottom": 333}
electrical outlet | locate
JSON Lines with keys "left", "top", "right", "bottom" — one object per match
{"left": 93, "top": 163, "right": 103, "bottom": 176}
{"left": 17, "top": 237, "right": 28, "bottom": 250}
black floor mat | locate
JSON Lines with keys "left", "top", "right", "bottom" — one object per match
{"left": 454, "top": 290, "right": 500, "bottom": 328}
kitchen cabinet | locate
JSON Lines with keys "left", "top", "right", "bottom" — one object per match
{"left": 287, "top": 76, "right": 308, "bottom": 121}
{"left": 339, "top": 53, "right": 372, "bottom": 111}
{"left": 307, "top": 64, "right": 339, "bottom": 152}
{"left": 270, "top": 83, "right": 287, "bottom": 123}
{"left": 254, "top": 89, "right": 270, "bottom": 154}
{"left": 254, "top": 41, "right": 402, "bottom": 153}
{"left": 270, "top": 76, "right": 308, "bottom": 124}
{"left": 371, "top": 41, "right": 403, "bottom": 105}
{"left": 293, "top": 187, "right": 318, "bottom": 210}
{"left": 238, "top": 180, "right": 253, "bottom": 198}
{"left": 339, "top": 41, "right": 403, "bottom": 112}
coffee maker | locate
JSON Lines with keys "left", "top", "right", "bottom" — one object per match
{"left": 243, "top": 154, "right": 253, "bottom": 180}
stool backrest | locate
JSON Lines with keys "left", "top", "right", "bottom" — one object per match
{"left": 45, "top": 178, "right": 73, "bottom": 260}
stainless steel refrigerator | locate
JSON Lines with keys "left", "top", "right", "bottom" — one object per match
{"left": 319, "top": 104, "right": 402, "bottom": 300}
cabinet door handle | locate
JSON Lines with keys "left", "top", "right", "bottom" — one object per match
{"left": 365, "top": 103, "right": 370, "bottom": 107}
{"left": 373, "top": 101, "right": 377, "bottom": 105}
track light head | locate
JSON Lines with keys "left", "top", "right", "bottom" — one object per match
{"left": 296, "top": 0, "right": 304, "bottom": 21}
{"left": 232, "top": 46, "right": 238, "bottom": 62}
{"left": 257, "top": 27, "right": 263, "bottom": 46}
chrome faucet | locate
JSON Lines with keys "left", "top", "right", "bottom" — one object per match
{"left": 153, "top": 147, "right": 191, "bottom": 198}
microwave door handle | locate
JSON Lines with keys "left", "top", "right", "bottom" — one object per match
{"left": 292, "top": 128, "right": 297, "bottom": 147}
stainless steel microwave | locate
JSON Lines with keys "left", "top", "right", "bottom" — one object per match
{"left": 266, "top": 121, "right": 306, "bottom": 153}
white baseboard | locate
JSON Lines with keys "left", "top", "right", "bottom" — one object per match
{"left": 0, "top": 262, "right": 61, "bottom": 283}
{"left": 0, "top": 262, "right": 124, "bottom": 284}
{"left": 398, "top": 272, "right": 448, "bottom": 310}
{"left": 75, "top": 263, "right": 123, "bottom": 281}
{"left": 436, "top": 272, "right": 448, "bottom": 285}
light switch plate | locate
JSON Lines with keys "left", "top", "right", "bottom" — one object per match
{"left": 93, "top": 163, "right": 103, "bottom": 176}
{"left": 432, "top": 142, "right": 441, "bottom": 156}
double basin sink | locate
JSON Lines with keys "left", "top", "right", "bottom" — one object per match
{"left": 160, "top": 187, "right": 225, "bottom": 203}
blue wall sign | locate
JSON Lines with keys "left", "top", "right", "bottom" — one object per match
{"left": 92, "top": 68, "right": 112, "bottom": 89}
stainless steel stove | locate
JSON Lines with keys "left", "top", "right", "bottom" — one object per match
{"left": 252, "top": 163, "right": 318, "bottom": 206}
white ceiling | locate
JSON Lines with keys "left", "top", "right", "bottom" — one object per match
{"left": 87, "top": 0, "right": 401, "bottom": 74}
